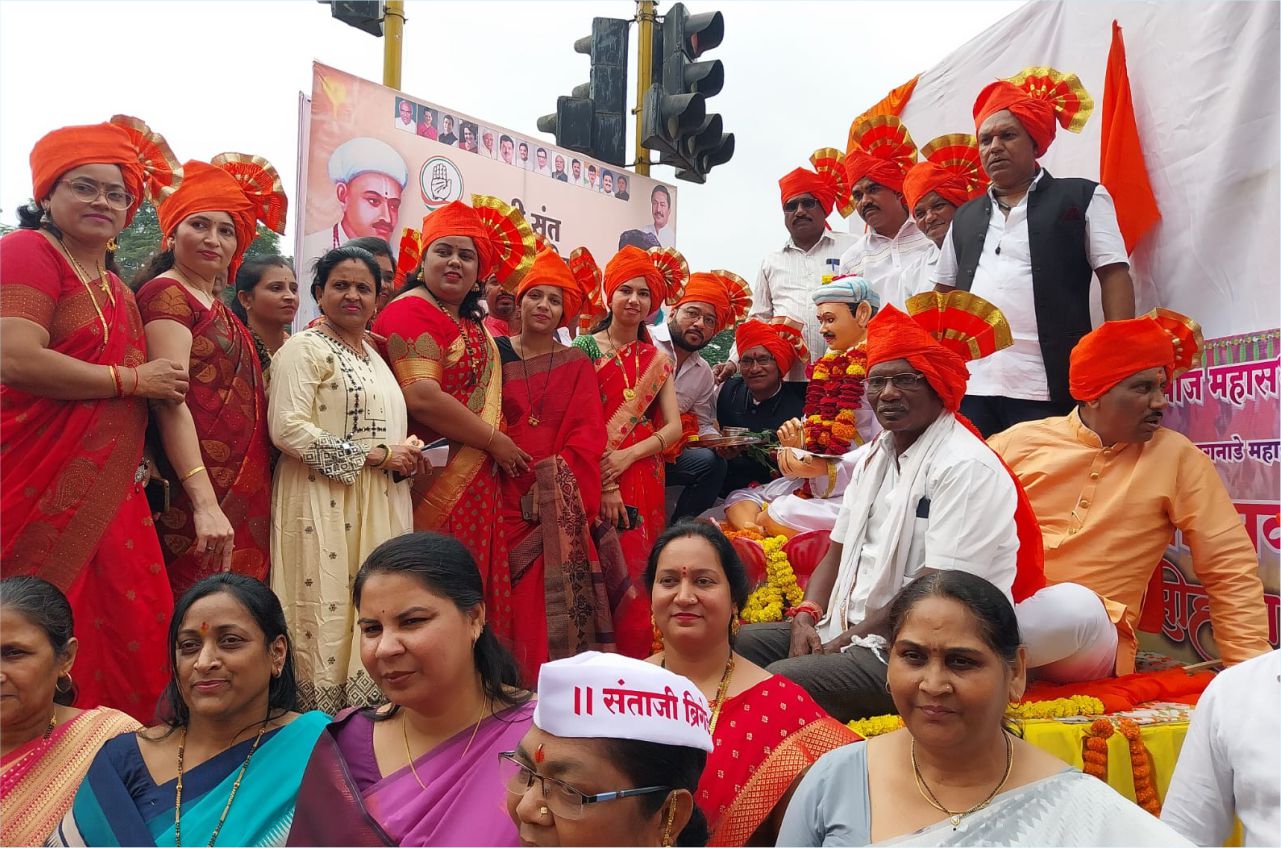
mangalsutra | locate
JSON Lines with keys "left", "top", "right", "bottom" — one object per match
{"left": 54, "top": 238, "right": 113, "bottom": 346}
{"left": 175, "top": 721, "right": 269, "bottom": 846}
{"left": 662, "top": 651, "right": 735, "bottom": 736}
{"left": 517, "top": 338, "right": 555, "bottom": 427}
{"left": 402, "top": 699, "right": 487, "bottom": 791}
{"left": 911, "top": 732, "right": 1014, "bottom": 829}
{"left": 604, "top": 330, "right": 641, "bottom": 402}
{"left": 427, "top": 289, "right": 479, "bottom": 387}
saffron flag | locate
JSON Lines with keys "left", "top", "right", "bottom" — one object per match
{"left": 1100, "top": 20, "right": 1161, "bottom": 253}
{"left": 846, "top": 75, "right": 920, "bottom": 158}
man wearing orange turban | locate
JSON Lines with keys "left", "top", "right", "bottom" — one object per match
{"left": 837, "top": 119, "right": 933, "bottom": 313}
{"left": 720, "top": 157, "right": 858, "bottom": 385}
{"left": 737, "top": 298, "right": 1040, "bottom": 721}
{"left": 713, "top": 320, "right": 808, "bottom": 494}
{"left": 992, "top": 313, "right": 1269, "bottom": 682}
{"left": 934, "top": 66, "right": 1135, "bottom": 438}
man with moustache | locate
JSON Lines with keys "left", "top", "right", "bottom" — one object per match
{"left": 641, "top": 185, "right": 674, "bottom": 247}
{"left": 482, "top": 276, "right": 518, "bottom": 337}
{"left": 735, "top": 299, "right": 1044, "bottom": 721}
{"left": 934, "top": 68, "right": 1135, "bottom": 437}
{"left": 499, "top": 134, "right": 516, "bottom": 165}
{"left": 651, "top": 272, "right": 751, "bottom": 519}
{"left": 393, "top": 98, "right": 416, "bottom": 132}
{"left": 837, "top": 117, "right": 933, "bottom": 308}
{"left": 301, "top": 137, "right": 407, "bottom": 261}
{"left": 517, "top": 141, "right": 534, "bottom": 171}
{"left": 716, "top": 163, "right": 857, "bottom": 384}
{"left": 994, "top": 314, "right": 1269, "bottom": 683}
{"left": 534, "top": 147, "right": 553, "bottom": 177}
{"left": 551, "top": 154, "right": 569, "bottom": 182}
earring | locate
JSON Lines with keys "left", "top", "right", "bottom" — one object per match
{"left": 55, "top": 673, "right": 74, "bottom": 694}
{"left": 650, "top": 613, "right": 664, "bottom": 653}
{"left": 730, "top": 607, "right": 741, "bottom": 638}
{"left": 660, "top": 799, "right": 677, "bottom": 847}
{"left": 883, "top": 679, "right": 891, "bottom": 694}
{"left": 106, "top": 238, "right": 118, "bottom": 252}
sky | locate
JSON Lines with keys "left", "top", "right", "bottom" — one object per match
{"left": 0, "top": 0, "right": 1023, "bottom": 277}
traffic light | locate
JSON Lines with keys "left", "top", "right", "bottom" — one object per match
{"left": 641, "top": 3, "right": 734, "bottom": 183}
{"left": 320, "top": 0, "right": 383, "bottom": 37}
{"left": 538, "top": 17, "right": 630, "bottom": 166}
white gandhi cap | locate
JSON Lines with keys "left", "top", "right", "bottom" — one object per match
{"left": 534, "top": 651, "right": 714, "bottom": 752}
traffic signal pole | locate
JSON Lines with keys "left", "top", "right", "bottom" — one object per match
{"left": 383, "top": 0, "right": 405, "bottom": 88}
{"left": 634, "top": 0, "right": 656, "bottom": 176}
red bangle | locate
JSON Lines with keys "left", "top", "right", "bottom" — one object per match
{"left": 787, "top": 600, "right": 824, "bottom": 621}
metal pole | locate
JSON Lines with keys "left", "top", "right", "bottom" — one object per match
{"left": 634, "top": 0, "right": 655, "bottom": 175}
{"left": 383, "top": 0, "right": 405, "bottom": 89}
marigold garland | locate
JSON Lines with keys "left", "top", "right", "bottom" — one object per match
{"left": 848, "top": 696, "right": 1107, "bottom": 738}
{"left": 1118, "top": 717, "right": 1163, "bottom": 815}
{"left": 740, "top": 535, "right": 804, "bottom": 623}
{"left": 847, "top": 714, "right": 904, "bottom": 738}
{"left": 802, "top": 346, "right": 867, "bottom": 455}
{"left": 1082, "top": 718, "right": 1113, "bottom": 780}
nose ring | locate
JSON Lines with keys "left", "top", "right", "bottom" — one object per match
{"left": 538, "top": 806, "right": 550, "bottom": 818}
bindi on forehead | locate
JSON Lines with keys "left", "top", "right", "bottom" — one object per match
{"left": 534, "top": 743, "right": 546, "bottom": 764}
{"left": 199, "top": 621, "right": 209, "bottom": 635}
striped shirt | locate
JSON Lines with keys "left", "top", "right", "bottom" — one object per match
{"left": 752, "top": 231, "right": 859, "bottom": 372}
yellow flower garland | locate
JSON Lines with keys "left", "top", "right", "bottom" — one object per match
{"left": 740, "top": 535, "right": 805, "bottom": 623}
{"left": 846, "top": 696, "right": 1107, "bottom": 737}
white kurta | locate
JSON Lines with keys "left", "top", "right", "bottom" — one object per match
{"left": 268, "top": 328, "right": 412, "bottom": 713}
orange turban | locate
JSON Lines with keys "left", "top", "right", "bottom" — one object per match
{"left": 735, "top": 319, "right": 807, "bottom": 374}
{"left": 30, "top": 115, "right": 181, "bottom": 226}
{"left": 604, "top": 245, "right": 668, "bottom": 304}
{"left": 902, "top": 162, "right": 971, "bottom": 213}
{"left": 1069, "top": 317, "right": 1175, "bottom": 402}
{"left": 973, "top": 68, "right": 1094, "bottom": 156}
{"left": 778, "top": 167, "right": 836, "bottom": 216}
{"left": 421, "top": 200, "right": 497, "bottom": 279}
{"left": 677, "top": 271, "right": 752, "bottom": 334}
{"left": 842, "top": 151, "right": 907, "bottom": 194}
{"left": 516, "top": 249, "right": 586, "bottom": 328}
{"left": 157, "top": 155, "right": 287, "bottom": 279}
{"left": 844, "top": 115, "right": 917, "bottom": 195}
{"left": 865, "top": 304, "right": 969, "bottom": 411}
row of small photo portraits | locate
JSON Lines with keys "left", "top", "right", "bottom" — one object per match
{"left": 394, "top": 96, "right": 632, "bottom": 200}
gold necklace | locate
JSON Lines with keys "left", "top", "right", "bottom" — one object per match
{"left": 54, "top": 239, "right": 112, "bottom": 346}
{"left": 175, "top": 722, "right": 269, "bottom": 847}
{"left": 604, "top": 329, "right": 641, "bottom": 401}
{"left": 43, "top": 712, "right": 56, "bottom": 740}
{"left": 426, "top": 289, "right": 480, "bottom": 387}
{"left": 663, "top": 652, "right": 735, "bottom": 736}
{"left": 402, "top": 698, "right": 487, "bottom": 791}
{"left": 911, "top": 732, "right": 1014, "bottom": 829}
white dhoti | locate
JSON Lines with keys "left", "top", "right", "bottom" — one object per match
{"left": 1016, "top": 582, "right": 1118, "bottom": 683}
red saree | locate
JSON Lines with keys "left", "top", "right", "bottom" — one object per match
{"left": 136, "top": 277, "right": 271, "bottom": 597}
{"left": 498, "top": 341, "right": 637, "bottom": 684}
{"left": 698, "top": 675, "right": 859, "bottom": 846}
{"left": 374, "top": 294, "right": 513, "bottom": 644}
{"left": 571, "top": 334, "right": 672, "bottom": 658}
{"left": 1, "top": 230, "right": 172, "bottom": 719}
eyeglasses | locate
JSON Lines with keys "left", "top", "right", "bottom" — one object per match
{"left": 57, "top": 178, "right": 134, "bottom": 211}
{"left": 866, "top": 372, "right": 928, "bottom": 393}
{"left": 783, "top": 197, "right": 819, "bottom": 213}
{"left": 739, "top": 355, "right": 776, "bottom": 369}
{"left": 677, "top": 306, "right": 717, "bottom": 328}
{"left": 498, "top": 751, "right": 670, "bottom": 821}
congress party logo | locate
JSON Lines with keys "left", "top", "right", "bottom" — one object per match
{"left": 420, "top": 157, "right": 464, "bottom": 208}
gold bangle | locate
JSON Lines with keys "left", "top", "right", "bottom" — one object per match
{"left": 179, "top": 465, "right": 206, "bottom": 482}
{"left": 484, "top": 425, "right": 497, "bottom": 450}
{"left": 374, "top": 444, "right": 392, "bottom": 468}
{"left": 108, "top": 365, "right": 121, "bottom": 397}
{"left": 654, "top": 431, "right": 669, "bottom": 452}
{"left": 602, "top": 484, "right": 620, "bottom": 493}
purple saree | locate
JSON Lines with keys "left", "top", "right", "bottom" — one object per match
{"left": 287, "top": 701, "right": 535, "bottom": 846}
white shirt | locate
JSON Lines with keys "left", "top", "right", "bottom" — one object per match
{"left": 651, "top": 322, "right": 719, "bottom": 437}
{"left": 753, "top": 231, "right": 859, "bottom": 371}
{"left": 829, "top": 418, "right": 1018, "bottom": 629}
{"left": 896, "top": 242, "right": 942, "bottom": 307}
{"left": 393, "top": 114, "right": 416, "bottom": 132}
{"left": 933, "top": 171, "right": 1129, "bottom": 400}
{"left": 837, "top": 218, "right": 933, "bottom": 309}
{"left": 642, "top": 223, "right": 674, "bottom": 248}
{"left": 1162, "top": 650, "right": 1280, "bottom": 848}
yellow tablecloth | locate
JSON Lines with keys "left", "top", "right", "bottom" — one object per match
{"left": 1022, "top": 718, "right": 1189, "bottom": 803}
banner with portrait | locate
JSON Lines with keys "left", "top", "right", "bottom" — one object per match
{"left": 294, "top": 62, "right": 678, "bottom": 325}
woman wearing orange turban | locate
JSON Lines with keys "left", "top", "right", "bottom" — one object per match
{"left": 372, "top": 197, "right": 538, "bottom": 646}
{"left": 497, "top": 249, "right": 627, "bottom": 682}
{"left": 571, "top": 245, "right": 686, "bottom": 658}
{"left": 1, "top": 116, "right": 184, "bottom": 718}
{"left": 137, "top": 154, "right": 287, "bottom": 598}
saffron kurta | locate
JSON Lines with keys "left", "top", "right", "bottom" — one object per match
{"left": 269, "top": 328, "right": 412, "bottom": 713}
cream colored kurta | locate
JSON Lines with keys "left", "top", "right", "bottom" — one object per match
{"left": 268, "top": 328, "right": 412, "bottom": 713}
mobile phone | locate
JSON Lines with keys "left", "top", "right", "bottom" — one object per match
{"left": 146, "top": 477, "right": 170, "bottom": 517}
{"left": 617, "top": 505, "right": 641, "bottom": 531}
